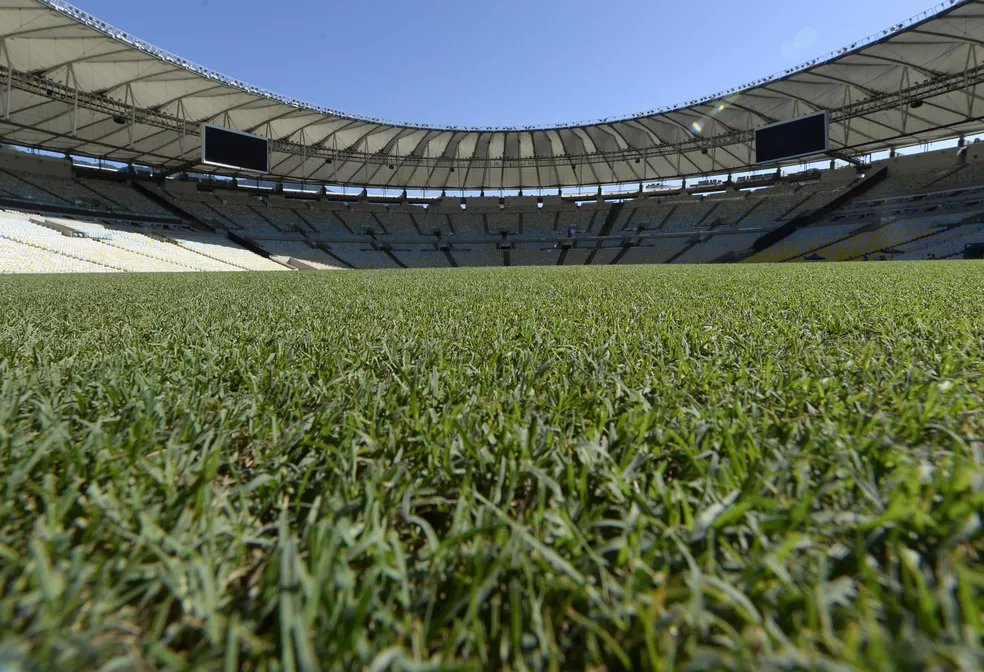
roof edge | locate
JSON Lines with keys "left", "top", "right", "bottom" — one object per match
{"left": 37, "top": 0, "right": 970, "bottom": 132}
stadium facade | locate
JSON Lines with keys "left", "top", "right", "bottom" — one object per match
{"left": 0, "top": 0, "right": 983, "bottom": 270}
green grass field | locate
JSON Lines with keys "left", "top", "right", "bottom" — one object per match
{"left": 1, "top": 263, "right": 984, "bottom": 671}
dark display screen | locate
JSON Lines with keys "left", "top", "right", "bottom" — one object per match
{"left": 755, "top": 112, "right": 829, "bottom": 164}
{"left": 202, "top": 125, "right": 269, "bottom": 173}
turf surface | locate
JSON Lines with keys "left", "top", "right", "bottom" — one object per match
{"left": 1, "top": 263, "right": 984, "bottom": 671}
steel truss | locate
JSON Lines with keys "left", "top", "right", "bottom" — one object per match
{"left": 4, "top": 62, "right": 984, "bottom": 177}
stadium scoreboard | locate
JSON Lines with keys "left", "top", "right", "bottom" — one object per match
{"left": 201, "top": 124, "right": 269, "bottom": 173}
{"left": 755, "top": 111, "right": 829, "bottom": 164}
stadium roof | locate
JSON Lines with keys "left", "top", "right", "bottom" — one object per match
{"left": 0, "top": 0, "right": 983, "bottom": 190}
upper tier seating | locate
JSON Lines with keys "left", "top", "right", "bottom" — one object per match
{"left": 252, "top": 204, "right": 310, "bottom": 234}
{"left": 660, "top": 200, "right": 717, "bottom": 232}
{"left": 376, "top": 208, "right": 419, "bottom": 236}
{"left": 18, "top": 174, "right": 107, "bottom": 209}
{"left": 342, "top": 207, "right": 382, "bottom": 235}
{"left": 390, "top": 245, "right": 451, "bottom": 268}
{"left": 675, "top": 233, "right": 761, "bottom": 263}
{"left": 487, "top": 211, "right": 521, "bottom": 235}
{"left": 303, "top": 205, "right": 358, "bottom": 237}
{"left": 522, "top": 209, "right": 557, "bottom": 236}
{"left": 625, "top": 200, "right": 673, "bottom": 231}
{"left": 576, "top": 203, "right": 613, "bottom": 233}
{"left": 412, "top": 208, "right": 453, "bottom": 236}
{"left": 208, "top": 202, "right": 282, "bottom": 236}
{"left": 739, "top": 191, "right": 807, "bottom": 228}
{"left": 555, "top": 206, "right": 596, "bottom": 233}
{"left": 924, "top": 160, "right": 984, "bottom": 192}
{"left": 166, "top": 196, "right": 233, "bottom": 229}
{"left": 0, "top": 169, "right": 69, "bottom": 206}
{"left": 862, "top": 170, "right": 939, "bottom": 200}
{"left": 79, "top": 180, "right": 173, "bottom": 217}
{"left": 448, "top": 209, "right": 488, "bottom": 237}
{"left": 706, "top": 196, "right": 756, "bottom": 226}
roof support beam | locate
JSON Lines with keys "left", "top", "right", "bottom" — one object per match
{"left": 910, "top": 27, "right": 984, "bottom": 49}
{"left": 1, "top": 40, "right": 11, "bottom": 122}
{"left": 854, "top": 53, "right": 943, "bottom": 78}
{"left": 967, "top": 42, "right": 979, "bottom": 118}
{"left": 794, "top": 71, "right": 941, "bottom": 127}
{"left": 38, "top": 47, "right": 134, "bottom": 76}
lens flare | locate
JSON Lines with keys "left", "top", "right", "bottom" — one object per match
{"left": 717, "top": 104, "right": 727, "bottom": 113}
{"left": 691, "top": 121, "right": 704, "bottom": 133}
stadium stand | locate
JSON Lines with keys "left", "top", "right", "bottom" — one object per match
{"left": 677, "top": 233, "right": 761, "bottom": 263}
{"left": 3, "top": 142, "right": 984, "bottom": 272}
{"left": 303, "top": 204, "right": 358, "bottom": 237}
{"left": 377, "top": 208, "right": 419, "bottom": 236}
{"left": 391, "top": 245, "right": 451, "bottom": 268}
{"left": 252, "top": 202, "right": 310, "bottom": 234}
{"left": 705, "top": 195, "right": 755, "bottom": 226}
{"left": 166, "top": 234, "right": 286, "bottom": 271}
{"left": 411, "top": 207, "right": 453, "bottom": 236}
{"left": 746, "top": 223, "right": 864, "bottom": 263}
{"left": 588, "top": 244, "right": 625, "bottom": 265}
{"left": 98, "top": 230, "right": 241, "bottom": 271}
{"left": 327, "top": 243, "right": 400, "bottom": 269}
{"left": 0, "top": 235, "right": 111, "bottom": 273}
{"left": 620, "top": 239, "right": 692, "bottom": 264}
{"left": 813, "top": 219, "right": 951, "bottom": 261}
{"left": 166, "top": 195, "right": 234, "bottom": 229}
{"left": 556, "top": 204, "right": 596, "bottom": 234}
{"left": 0, "top": 216, "right": 190, "bottom": 272}
{"left": 0, "top": 168, "right": 70, "bottom": 206}
{"left": 450, "top": 246, "right": 501, "bottom": 267}
{"left": 77, "top": 179, "right": 172, "bottom": 216}
{"left": 343, "top": 205, "right": 382, "bottom": 235}
{"left": 18, "top": 172, "right": 106, "bottom": 208}
{"left": 445, "top": 204, "right": 489, "bottom": 237}
{"left": 511, "top": 243, "right": 561, "bottom": 266}
{"left": 523, "top": 206, "right": 558, "bottom": 236}
{"left": 893, "top": 223, "right": 984, "bottom": 259}
{"left": 487, "top": 210, "right": 521, "bottom": 236}
{"left": 257, "top": 240, "right": 345, "bottom": 270}
{"left": 559, "top": 247, "right": 593, "bottom": 265}
{"left": 210, "top": 201, "right": 282, "bottom": 236}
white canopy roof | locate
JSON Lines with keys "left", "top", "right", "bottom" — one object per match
{"left": 0, "top": 0, "right": 982, "bottom": 189}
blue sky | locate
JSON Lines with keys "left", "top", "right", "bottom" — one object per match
{"left": 75, "top": 0, "right": 936, "bottom": 127}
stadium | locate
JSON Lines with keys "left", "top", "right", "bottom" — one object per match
{"left": 2, "top": 0, "right": 984, "bottom": 670}
{"left": 0, "top": 0, "right": 981, "bottom": 267}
